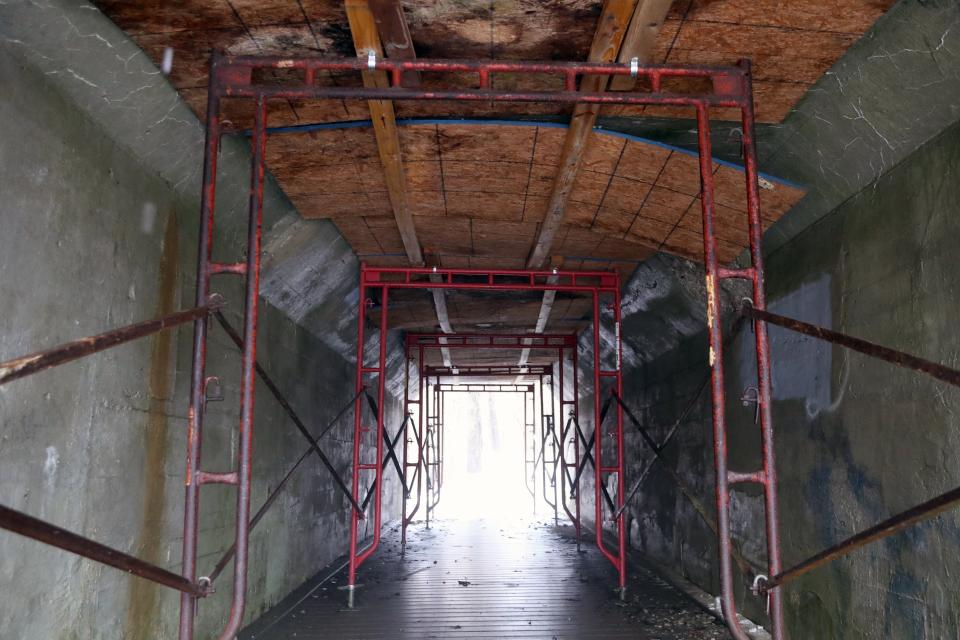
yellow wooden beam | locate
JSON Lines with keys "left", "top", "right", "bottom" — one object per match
{"left": 526, "top": 0, "right": 640, "bottom": 268}
{"left": 525, "top": 0, "right": 674, "bottom": 268}
{"left": 345, "top": 0, "right": 423, "bottom": 266}
{"left": 610, "top": 0, "right": 675, "bottom": 91}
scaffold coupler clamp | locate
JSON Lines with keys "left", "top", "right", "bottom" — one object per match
{"left": 751, "top": 573, "right": 768, "bottom": 597}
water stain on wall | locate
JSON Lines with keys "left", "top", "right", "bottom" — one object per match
{"left": 125, "top": 209, "right": 179, "bottom": 637}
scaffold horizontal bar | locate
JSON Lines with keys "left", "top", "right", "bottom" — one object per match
{"left": 761, "top": 484, "right": 960, "bottom": 593}
{"left": 718, "top": 266, "right": 756, "bottom": 280}
{"left": 423, "top": 364, "right": 552, "bottom": 376}
{"left": 438, "top": 384, "right": 535, "bottom": 393}
{"left": 197, "top": 471, "right": 239, "bottom": 486}
{"left": 727, "top": 470, "right": 766, "bottom": 485}
{"left": 362, "top": 265, "right": 619, "bottom": 293}
{"left": 215, "top": 57, "right": 747, "bottom": 107}
{"left": 208, "top": 262, "right": 247, "bottom": 275}
{"left": 0, "top": 300, "right": 223, "bottom": 386}
{"left": 0, "top": 504, "right": 207, "bottom": 596}
{"left": 742, "top": 303, "right": 960, "bottom": 389}
{"left": 409, "top": 332, "right": 576, "bottom": 349}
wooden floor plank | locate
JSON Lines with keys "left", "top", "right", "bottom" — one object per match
{"left": 241, "top": 518, "right": 732, "bottom": 639}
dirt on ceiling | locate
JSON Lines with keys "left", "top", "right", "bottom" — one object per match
{"left": 97, "top": 0, "right": 895, "bottom": 124}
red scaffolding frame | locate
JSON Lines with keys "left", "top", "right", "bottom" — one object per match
{"left": 407, "top": 334, "right": 578, "bottom": 534}
{"left": 386, "top": 286, "right": 626, "bottom": 609}
{"left": 184, "top": 52, "right": 780, "bottom": 637}
{"left": 0, "top": 52, "right": 774, "bottom": 638}
{"left": 2, "top": 49, "right": 960, "bottom": 640}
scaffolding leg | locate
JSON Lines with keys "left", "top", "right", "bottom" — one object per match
{"left": 402, "top": 348, "right": 425, "bottom": 551}
{"left": 525, "top": 389, "right": 537, "bottom": 513}
{"left": 696, "top": 61, "right": 785, "bottom": 640}
{"left": 179, "top": 78, "right": 267, "bottom": 640}
{"left": 347, "top": 283, "right": 389, "bottom": 607}
{"left": 592, "top": 290, "right": 627, "bottom": 597}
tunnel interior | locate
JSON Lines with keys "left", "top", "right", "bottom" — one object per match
{"left": 2, "top": 1, "right": 960, "bottom": 639}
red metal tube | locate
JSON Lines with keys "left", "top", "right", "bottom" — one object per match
{"left": 592, "top": 292, "right": 614, "bottom": 567}
{"left": 407, "top": 332, "right": 577, "bottom": 348}
{"left": 572, "top": 345, "right": 581, "bottom": 549}
{"left": 549, "top": 367, "right": 560, "bottom": 524}
{"left": 695, "top": 101, "right": 743, "bottom": 638}
{"left": 739, "top": 59, "right": 786, "bottom": 638}
{"left": 613, "top": 292, "right": 627, "bottom": 593}
{"left": 401, "top": 348, "right": 412, "bottom": 550}
{"left": 558, "top": 347, "right": 580, "bottom": 537}
{"left": 0, "top": 504, "right": 207, "bottom": 597}
{"left": 524, "top": 385, "right": 536, "bottom": 509}
{"left": 226, "top": 86, "right": 743, "bottom": 108}
{"left": 216, "top": 93, "right": 267, "bottom": 640}
{"left": 402, "top": 346, "right": 425, "bottom": 549}
{"left": 411, "top": 346, "right": 425, "bottom": 524}
{"left": 348, "top": 284, "right": 389, "bottom": 590}
{"left": 696, "top": 102, "right": 751, "bottom": 640}
{"left": 0, "top": 303, "right": 221, "bottom": 387}
{"left": 742, "top": 304, "right": 960, "bottom": 389}
{"left": 179, "top": 57, "right": 222, "bottom": 640}
{"left": 437, "top": 384, "right": 445, "bottom": 492}
{"left": 355, "top": 286, "right": 389, "bottom": 567}
{"left": 220, "top": 54, "right": 744, "bottom": 80}
{"left": 346, "top": 277, "right": 367, "bottom": 605}
{"left": 424, "top": 364, "right": 552, "bottom": 376}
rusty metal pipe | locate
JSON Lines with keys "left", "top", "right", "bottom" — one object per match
{"left": 0, "top": 505, "right": 206, "bottom": 596}
{"left": 695, "top": 102, "right": 752, "bottom": 640}
{"left": 0, "top": 303, "right": 221, "bottom": 387}
{"left": 742, "top": 304, "right": 960, "bottom": 390}
{"left": 179, "top": 64, "right": 223, "bottom": 640}
{"left": 215, "top": 93, "right": 267, "bottom": 640}
{"left": 761, "top": 484, "right": 960, "bottom": 592}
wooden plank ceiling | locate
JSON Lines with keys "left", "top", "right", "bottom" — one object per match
{"left": 94, "top": 0, "right": 891, "bottom": 357}
{"left": 264, "top": 122, "right": 805, "bottom": 269}
{"left": 100, "top": 0, "right": 895, "bottom": 123}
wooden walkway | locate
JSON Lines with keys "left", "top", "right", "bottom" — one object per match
{"left": 240, "top": 518, "right": 731, "bottom": 639}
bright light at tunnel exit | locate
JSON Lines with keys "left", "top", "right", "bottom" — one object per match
{"left": 434, "top": 391, "right": 555, "bottom": 522}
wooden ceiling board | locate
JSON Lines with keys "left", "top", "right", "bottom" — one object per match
{"left": 267, "top": 123, "right": 804, "bottom": 273}
{"left": 593, "top": 206, "right": 637, "bottom": 236}
{"left": 99, "top": 0, "right": 891, "bottom": 124}
{"left": 442, "top": 161, "right": 530, "bottom": 194}
{"left": 600, "top": 176, "right": 654, "bottom": 213}
{"left": 94, "top": 0, "right": 242, "bottom": 34}
{"left": 684, "top": 0, "right": 897, "bottom": 34}
{"left": 445, "top": 192, "right": 525, "bottom": 221}
{"left": 626, "top": 215, "right": 675, "bottom": 247}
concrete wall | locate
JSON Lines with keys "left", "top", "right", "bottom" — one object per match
{"left": 615, "top": 116, "right": 960, "bottom": 638}
{"left": 0, "top": 40, "right": 402, "bottom": 640}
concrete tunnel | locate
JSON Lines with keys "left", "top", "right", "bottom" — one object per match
{"left": 1, "top": 1, "right": 960, "bottom": 639}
